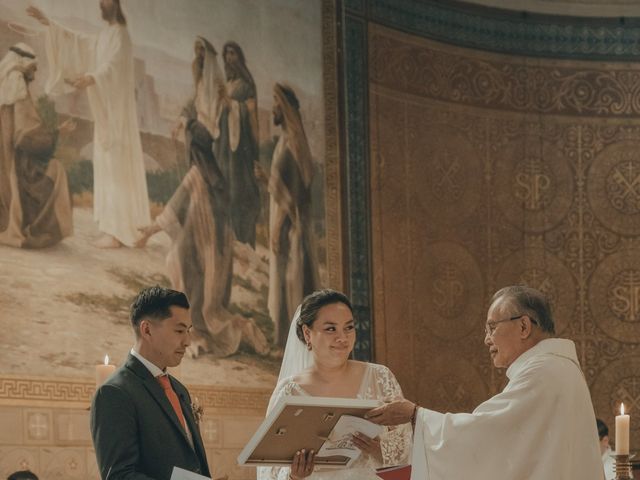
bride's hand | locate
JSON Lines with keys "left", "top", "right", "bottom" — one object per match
{"left": 289, "top": 449, "right": 315, "bottom": 479}
{"left": 352, "top": 432, "right": 382, "bottom": 463}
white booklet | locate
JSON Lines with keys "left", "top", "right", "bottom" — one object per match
{"left": 170, "top": 466, "right": 211, "bottom": 480}
{"left": 317, "top": 415, "right": 384, "bottom": 467}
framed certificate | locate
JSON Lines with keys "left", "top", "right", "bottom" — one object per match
{"left": 238, "top": 395, "right": 382, "bottom": 467}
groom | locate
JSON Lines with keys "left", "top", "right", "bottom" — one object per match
{"left": 90, "top": 286, "right": 211, "bottom": 479}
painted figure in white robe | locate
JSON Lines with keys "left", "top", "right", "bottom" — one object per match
{"left": 136, "top": 37, "right": 268, "bottom": 358}
{"left": 367, "top": 285, "right": 604, "bottom": 480}
{"left": 0, "top": 43, "right": 74, "bottom": 248}
{"left": 257, "top": 289, "right": 411, "bottom": 480}
{"left": 27, "top": 0, "right": 150, "bottom": 248}
{"left": 268, "top": 84, "right": 319, "bottom": 349}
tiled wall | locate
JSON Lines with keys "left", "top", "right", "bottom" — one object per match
{"left": 0, "top": 378, "right": 269, "bottom": 480}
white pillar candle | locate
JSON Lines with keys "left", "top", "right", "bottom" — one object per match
{"left": 95, "top": 354, "right": 116, "bottom": 388}
{"left": 616, "top": 402, "right": 630, "bottom": 455}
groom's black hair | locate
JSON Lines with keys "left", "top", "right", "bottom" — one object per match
{"left": 130, "top": 286, "right": 190, "bottom": 335}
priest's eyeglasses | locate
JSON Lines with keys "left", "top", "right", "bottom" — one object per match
{"left": 484, "top": 314, "right": 538, "bottom": 337}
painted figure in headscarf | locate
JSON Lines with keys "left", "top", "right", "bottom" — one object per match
{"left": 137, "top": 38, "right": 268, "bottom": 358}
{"left": 268, "top": 83, "right": 319, "bottom": 348}
{"left": 0, "top": 43, "right": 74, "bottom": 248}
{"left": 214, "top": 41, "right": 261, "bottom": 248}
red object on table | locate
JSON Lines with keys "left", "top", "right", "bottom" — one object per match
{"left": 376, "top": 465, "right": 411, "bottom": 480}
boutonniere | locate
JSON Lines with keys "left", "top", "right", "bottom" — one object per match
{"left": 191, "top": 397, "right": 204, "bottom": 424}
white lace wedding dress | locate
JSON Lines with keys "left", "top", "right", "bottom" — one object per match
{"left": 256, "top": 362, "right": 412, "bottom": 480}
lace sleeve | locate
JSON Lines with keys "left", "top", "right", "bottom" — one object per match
{"left": 256, "top": 465, "right": 290, "bottom": 480}
{"left": 373, "top": 365, "right": 412, "bottom": 468}
{"left": 256, "top": 381, "right": 303, "bottom": 480}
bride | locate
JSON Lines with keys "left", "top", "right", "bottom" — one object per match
{"left": 257, "top": 289, "right": 411, "bottom": 480}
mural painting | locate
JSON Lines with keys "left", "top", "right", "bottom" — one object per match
{"left": 0, "top": 0, "right": 328, "bottom": 389}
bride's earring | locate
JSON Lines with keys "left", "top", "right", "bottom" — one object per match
{"left": 306, "top": 341, "right": 312, "bottom": 351}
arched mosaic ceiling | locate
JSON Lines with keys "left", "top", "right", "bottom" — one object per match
{"left": 462, "top": 0, "right": 640, "bottom": 18}
{"left": 345, "top": 0, "right": 640, "bottom": 61}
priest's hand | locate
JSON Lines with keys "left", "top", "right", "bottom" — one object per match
{"left": 366, "top": 399, "right": 416, "bottom": 426}
{"left": 352, "top": 432, "right": 382, "bottom": 463}
{"left": 289, "top": 449, "right": 315, "bottom": 479}
{"left": 26, "top": 6, "right": 50, "bottom": 26}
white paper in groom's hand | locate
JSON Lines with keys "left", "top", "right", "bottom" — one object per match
{"left": 170, "top": 466, "right": 211, "bottom": 480}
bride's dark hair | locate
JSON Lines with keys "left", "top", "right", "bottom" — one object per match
{"left": 296, "top": 289, "right": 352, "bottom": 342}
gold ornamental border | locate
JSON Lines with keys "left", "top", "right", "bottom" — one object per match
{"left": 0, "top": 375, "right": 272, "bottom": 413}
{"left": 322, "top": 0, "right": 344, "bottom": 291}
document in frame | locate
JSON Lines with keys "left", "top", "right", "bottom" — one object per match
{"left": 170, "top": 466, "right": 211, "bottom": 480}
{"left": 238, "top": 395, "right": 382, "bottom": 467}
{"left": 316, "top": 414, "right": 383, "bottom": 467}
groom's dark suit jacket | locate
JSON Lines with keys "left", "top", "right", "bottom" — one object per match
{"left": 90, "top": 354, "right": 210, "bottom": 480}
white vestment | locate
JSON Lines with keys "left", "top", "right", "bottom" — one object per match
{"left": 257, "top": 362, "right": 412, "bottom": 480}
{"left": 43, "top": 21, "right": 150, "bottom": 246}
{"left": 602, "top": 446, "right": 615, "bottom": 480}
{"left": 411, "top": 339, "right": 604, "bottom": 480}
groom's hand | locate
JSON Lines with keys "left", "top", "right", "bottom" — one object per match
{"left": 365, "top": 399, "right": 416, "bottom": 426}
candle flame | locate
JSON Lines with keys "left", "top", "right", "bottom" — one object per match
{"left": 104, "top": 354, "right": 109, "bottom": 365}
{"left": 621, "top": 403, "right": 625, "bottom": 415}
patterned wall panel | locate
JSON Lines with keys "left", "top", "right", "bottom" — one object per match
{"left": 368, "top": 23, "right": 640, "bottom": 445}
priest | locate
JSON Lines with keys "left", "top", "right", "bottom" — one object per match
{"left": 366, "top": 285, "right": 604, "bottom": 480}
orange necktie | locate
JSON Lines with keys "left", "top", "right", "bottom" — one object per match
{"left": 157, "top": 375, "right": 186, "bottom": 430}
